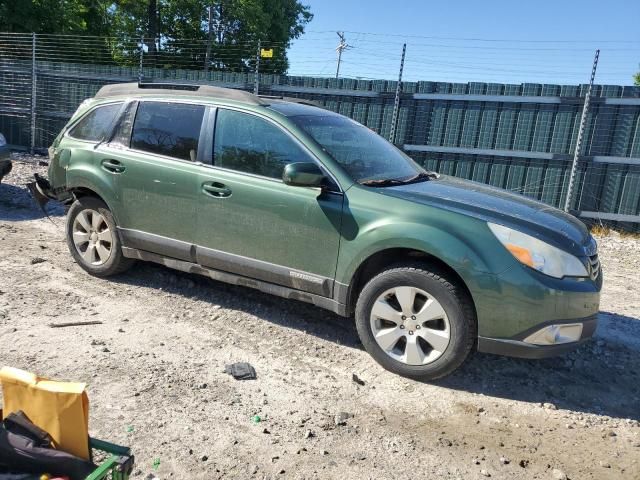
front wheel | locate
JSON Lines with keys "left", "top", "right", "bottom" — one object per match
{"left": 66, "top": 196, "right": 134, "bottom": 277}
{"left": 355, "top": 263, "right": 476, "bottom": 380}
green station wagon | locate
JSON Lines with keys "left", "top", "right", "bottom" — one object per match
{"left": 37, "top": 82, "right": 602, "bottom": 379}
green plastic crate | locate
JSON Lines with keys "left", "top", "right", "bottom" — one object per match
{"left": 86, "top": 437, "right": 134, "bottom": 480}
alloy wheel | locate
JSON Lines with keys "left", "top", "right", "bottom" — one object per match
{"left": 369, "top": 286, "right": 451, "bottom": 365}
{"left": 72, "top": 209, "right": 113, "bottom": 266}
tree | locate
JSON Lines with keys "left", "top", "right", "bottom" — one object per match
{"left": 0, "top": 0, "right": 313, "bottom": 74}
{"left": 100, "top": 0, "right": 313, "bottom": 73}
{"left": 156, "top": 0, "right": 313, "bottom": 73}
{"left": 634, "top": 69, "right": 640, "bottom": 86}
{"left": 0, "top": 0, "right": 114, "bottom": 35}
{"left": 0, "top": 0, "right": 117, "bottom": 66}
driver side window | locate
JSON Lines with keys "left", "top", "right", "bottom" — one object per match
{"left": 213, "top": 109, "right": 310, "bottom": 179}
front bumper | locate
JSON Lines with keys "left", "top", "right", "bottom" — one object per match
{"left": 477, "top": 315, "right": 598, "bottom": 359}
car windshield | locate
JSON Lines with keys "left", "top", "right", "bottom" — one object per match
{"left": 286, "top": 113, "right": 430, "bottom": 185}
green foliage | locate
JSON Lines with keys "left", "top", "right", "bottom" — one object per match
{"left": 0, "top": 0, "right": 102, "bottom": 34}
{"left": 0, "top": 0, "right": 313, "bottom": 74}
{"left": 634, "top": 69, "right": 640, "bottom": 86}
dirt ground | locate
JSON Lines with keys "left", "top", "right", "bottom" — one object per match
{"left": 1, "top": 155, "right": 639, "bottom": 480}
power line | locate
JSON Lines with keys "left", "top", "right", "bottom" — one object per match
{"left": 304, "top": 29, "right": 640, "bottom": 44}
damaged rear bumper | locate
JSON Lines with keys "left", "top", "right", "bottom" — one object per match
{"left": 27, "top": 173, "right": 72, "bottom": 211}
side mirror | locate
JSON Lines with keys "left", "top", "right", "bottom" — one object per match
{"left": 282, "top": 162, "right": 326, "bottom": 188}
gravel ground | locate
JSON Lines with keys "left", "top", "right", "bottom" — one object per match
{"left": 1, "top": 155, "right": 639, "bottom": 480}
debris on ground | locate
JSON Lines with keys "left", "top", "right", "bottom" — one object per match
{"left": 49, "top": 320, "right": 104, "bottom": 328}
{"left": 224, "top": 362, "right": 257, "bottom": 380}
{"left": 334, "top": 412, "right": 353, "bottom": 426}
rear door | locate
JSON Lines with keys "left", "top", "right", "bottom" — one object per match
{"left": 195, "top": 107, "right": 343, "bottom": 297}
{"left": 94, "top": 100, "right": 207, "bottom": 261}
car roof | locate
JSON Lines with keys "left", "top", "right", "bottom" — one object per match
{"left": 266, "top": 101, "right": 332, "bottom": 117}
{"left": 95, "top": 82, "right": 268, "bottom": 106}
{"left": 94, "top": 82, "right": 325, "bottom": 113}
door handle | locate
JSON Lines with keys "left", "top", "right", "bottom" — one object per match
{"left": 202, "top": 182, "right": 232, "bottom": 198}
{"left": 101, "top": 159, "right": 125, "bottom": 173}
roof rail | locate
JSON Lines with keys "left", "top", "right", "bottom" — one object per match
{"left": 258, "top": 94, "right": 322, "bottom": 108}
{"left": 138, "top": 81, "right": 200, "bottom": 91}
{"left": 94, "top": 82, "right": 267, "bottom": 105}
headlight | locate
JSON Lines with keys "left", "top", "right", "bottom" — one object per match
{"left": 0, "top": 133, "right": 6, "bottom": 147}
{"left": 488, "top": 223, "right": 588, "bottom": 279}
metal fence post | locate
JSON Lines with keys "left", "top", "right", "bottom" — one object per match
{"left": 254, "top": 40, "right": 261, "bottom": 95}
{"left": 204, "top": 4, "right": 213, "bottom": 73}
{"left": 138, "top": 35, "right": 144, "bottom": 83}
{"left": 388, "top": 43, "right": 406, "bottom": 144}
{"left": 30, "top": 33, "right": 36, "bottom": 154}
{"left": 564, "top": 49, "right": 599, "bottom": 212}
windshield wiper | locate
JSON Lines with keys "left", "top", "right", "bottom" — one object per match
{"left": 359, "top": 171, "right": 437, "bottom": 187}
{"left": 359, "top": 178, "right": 406, "bottom": 187}
{"left": 403, "top": 171, "right": 437, "bottom": 184}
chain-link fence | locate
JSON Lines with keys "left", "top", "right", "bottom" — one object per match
{"left": 0, "top": 32, "right": 639, "bottom": 230}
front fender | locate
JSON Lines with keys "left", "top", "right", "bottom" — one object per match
{"left": 337, "top": 220, "right": 509, "bottom": 284}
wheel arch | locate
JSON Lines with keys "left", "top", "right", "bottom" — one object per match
{"left": 67, "top": 185, "right": 124, "bottom": 247}
{"left": 343, "top": 247, "right": 477, "bottom": 321}
{"left": 66, "top": 181, "right": 120, "bottom": 226}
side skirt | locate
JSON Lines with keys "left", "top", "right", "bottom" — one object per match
{"left": 122, "top": 247, "right": 349, "bottom": 317}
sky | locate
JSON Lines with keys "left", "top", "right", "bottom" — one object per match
{"left": 286, "top": 0, "right": 640, "bottom": 86}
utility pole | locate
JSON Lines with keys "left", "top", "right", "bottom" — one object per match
{"left": 204, "top": 4, "right": 213, "bottom": 72}
{"left": 389, "top": 43, "right": 407, "bottom": 144}
{"left": 564, "top": 49, "right": 599, "bottom": 213}
{"left": 335, "top": 32, "right": 351, "bottom": 79}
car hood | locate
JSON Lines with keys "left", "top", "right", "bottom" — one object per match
{"left": 378, "top": 175, "right": 592, "bottom": 257}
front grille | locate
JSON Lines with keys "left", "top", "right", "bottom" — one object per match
{"left": 588, "top": 254, "right": 600, "bottom": 281}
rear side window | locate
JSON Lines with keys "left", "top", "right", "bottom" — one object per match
{"left": 68, "top": 103, "right": 122, "bottom": 142}
{"left": 131, "top": 102, "right": 205, "bottom": 161}
{"left": 214, "top": 109, "right": 310, "bottom": 179}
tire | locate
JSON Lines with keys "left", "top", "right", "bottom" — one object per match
{"left": 66, "top": 196, "right": 134, "bottom": 277}
{"left": 355, "top": 263, "right": 476, "bottom": 380}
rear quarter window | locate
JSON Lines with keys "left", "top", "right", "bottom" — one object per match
{"left": 131, "top": 102, "right": 205, "bottom": 161}
{"left": 68, "top": 103, "right": 122, "bottom": 142}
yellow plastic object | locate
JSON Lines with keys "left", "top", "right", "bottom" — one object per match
{"left": 0, "top": 366, "right": 90, "bottom": 460}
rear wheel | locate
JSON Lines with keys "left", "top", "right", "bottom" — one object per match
{"left": 355, "top": 263, "right": 476, "bottom": 380}
{"left": 66, "top": 196, "right": 134, "bottom": 277}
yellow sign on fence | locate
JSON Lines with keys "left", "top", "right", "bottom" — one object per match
{"left": 260, "top": 48, "right": 273, "bottom": 58}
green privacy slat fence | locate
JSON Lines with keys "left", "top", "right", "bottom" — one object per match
{"left": 0, "top": 57, "right": 639, "bottom": 230}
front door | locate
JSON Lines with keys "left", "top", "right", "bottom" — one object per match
{"left": 98, "top": 100, "right": 207, "bottom": 261}
{"left": 196, "top": 107, "right": 343, "bottom": 297}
